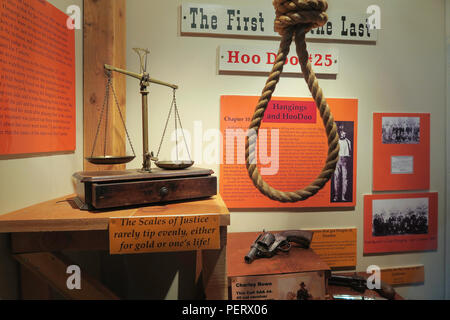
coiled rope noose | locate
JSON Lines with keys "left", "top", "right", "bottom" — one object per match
{"left": 245, "top": 0, "right": 340, "bottom": 203}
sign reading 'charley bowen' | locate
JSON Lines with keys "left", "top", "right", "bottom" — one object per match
{"left": 181, "top": 2, "right": 377, "bottom": 42}
{"left": 109, "top": 215, "right": 220, "bottom": 254}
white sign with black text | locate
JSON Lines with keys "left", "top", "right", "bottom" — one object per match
{"left": 181, "top": 2, "right": 377, "bottom": 42}
{"left": 219, "top": 44, "right": 339, "bottom": 75}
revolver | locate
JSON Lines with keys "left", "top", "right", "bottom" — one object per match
{"left": 328, "top": 274, "right": 396, "bottom": 300}
{"left": 244, "top": 230, "right": 314, "bottom": 264}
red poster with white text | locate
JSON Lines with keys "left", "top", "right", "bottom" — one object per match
{"left": 0, "top": 0, "right": 75, "bottom": 155}
{"left": 373, "top": 113, "right": 430, "bottom": 191}
{"left": 220, "top": 96, "right": 358, "bottom": 209}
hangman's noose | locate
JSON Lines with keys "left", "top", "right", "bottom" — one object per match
{"left": 245, "top": 0, "right": 340, "bottom": 203}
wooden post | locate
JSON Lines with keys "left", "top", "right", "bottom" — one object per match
{"left": 83, "top": 0, "right": 127, "bottom": 171}
{"left": 201, "top": 226, "right": 228, "bottom": 300}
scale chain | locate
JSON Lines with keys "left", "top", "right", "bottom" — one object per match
{"left": 156, "top": 89, "right": 192, "bottom": 162}
{"left": 173, "top": 92, "right": 192, "bottom": 161}
{"left": 90, "top": 71, "right": 136, "bottom": 159}
{"left": 110, "top": 76, "right": 136, "bottom": 157}
{"left": 90, "top": 72, "right": 111, "bottom": 158}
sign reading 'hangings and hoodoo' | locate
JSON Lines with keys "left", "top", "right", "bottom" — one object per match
{"left": 181, "top": 2, "right": 377, "bottom": 42}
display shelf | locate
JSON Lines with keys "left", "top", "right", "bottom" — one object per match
{"left": 0, "top": 195, "right": 230, "bottom": 300}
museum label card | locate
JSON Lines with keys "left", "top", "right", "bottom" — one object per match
{"left": 220, "top": 96, "right": 358, "bottom": 209}
{"left": 364, "top": 193, "right": 438, "bottom": 254}
{"left": 109, "top": 215, "right": 220, "bottom": 254}
{"left": 373, "top": 113, "right": 430, "bottom": 191}
{"left": 310, "top": 228, "right": 357, "bottom": 269}
{"left": 219, "top": 44, "right": 339, "bottom": 75}
{"left": 381, "top": 265, "right": 425, "bottom": 286}
{"left": 230, "top": 272, "right": 326, "bottom": 300}
{"left": 181, "top": 2, "right": 377, "bottom": 42}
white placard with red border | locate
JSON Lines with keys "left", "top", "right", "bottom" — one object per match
{"left": 219, "top": 44, "right": 339, "bottom": 75}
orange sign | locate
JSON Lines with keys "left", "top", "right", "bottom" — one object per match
{"left": 0, "top": 0, "right": 75, "bottom": 155}
{"left": 310, "top": 228, "right": 357, "bottom": 269}
{"left": 381, "top": 266, "right": 424, "bottom": 286}
{"left": 220, "top": 96, "right": 358, "bottom": 208}
{"left": 109, "top": 215, "right": 220, "bottom": 255}
{"left": 373, "top": 113, "right": 430, "bottom": 191}
{"left": 364, "top": 193, "right": 438, "bottom": 254}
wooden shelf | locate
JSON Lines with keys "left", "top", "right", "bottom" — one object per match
{"left": 0, "top": 194, "right": 230, "bottom": 233}
{"left": 0, "top": 194, "right": 230, "bottom": 300}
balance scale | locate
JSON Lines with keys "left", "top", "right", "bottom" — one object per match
{"left": 73, "top": 49, "right": 216, "bottom": 210}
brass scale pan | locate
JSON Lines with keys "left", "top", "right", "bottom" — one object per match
{"left": 86, "top": 156, "right": 194, "bottom": 170}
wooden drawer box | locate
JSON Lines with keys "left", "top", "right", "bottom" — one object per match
{"left": 73, "top": 168, "right": 217, "bottom": 210}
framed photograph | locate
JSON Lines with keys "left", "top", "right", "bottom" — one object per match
{"left": 364, "top": 193, "right": 438, "bottom": 254}
{"left": 382, "top": 116, "right": 420, "bottom": 144}
{"left": 373, "top": 113, "right": 430, "bottom": 191}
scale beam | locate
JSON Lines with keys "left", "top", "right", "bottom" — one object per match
{"left": 104, "top": 64, "right": 178, "bottom": 90}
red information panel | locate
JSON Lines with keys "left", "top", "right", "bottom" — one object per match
{"left": 364, "top": 193, "right": 438, "bottom": 254}
{"left": 220, "top": 96, "right": 358, "bottom": 209}
{"left": 0, "top": 0, "right": 75, "bottom": 155}
{"left": 373, "top": 113, "right": 430, "bottom": 191}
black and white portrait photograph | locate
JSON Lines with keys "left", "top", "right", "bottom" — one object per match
{"left": 372, "top": 197, "right": 429, "bottom": 237}
{"left": 330, "top": 121, "right": 354, "bottom": 203}
{"left": 382, "top": 117, "right": 420, "bottom": 144}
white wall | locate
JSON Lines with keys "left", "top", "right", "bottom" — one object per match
{"left": 126, "top": 0, "right": 447, "bottom": 299}
{"left": 446, "top": 0, "right": 450, "bottom": 300}
{"left": 0, "top": 0, "right": 84, "bottom": 299}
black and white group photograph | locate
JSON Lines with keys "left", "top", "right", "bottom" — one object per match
{"left": 372, "top": 198, "right": 429, "bottom": 237}
{"left": 382, "top": 117, "right": 420, "bottom": 144}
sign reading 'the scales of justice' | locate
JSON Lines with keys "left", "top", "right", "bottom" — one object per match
{"left": 109, "top": 214, "right": 220, "bottom": 255}
{"left": 181, "top": 2, "right": 377, "bottom": 42}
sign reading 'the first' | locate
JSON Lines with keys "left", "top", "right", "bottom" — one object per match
{"left": 181, "top": 2, "right": 377, "bottom": 42}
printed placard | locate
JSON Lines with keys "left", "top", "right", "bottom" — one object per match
{"left": 181, "top": 2, "right": 377, "bottom": 42}
{"left": 109, "top": 215, "right": 220, "bottom": 254}
{"left": 0, "top": 0, "right": 76, "bottom": 155}
{"left": 391, "top": 156, "right": 414, "bottom": 174}
{"left": 219, "top": 44, "right": 339, "bottom": 75}
{"left": 263, "top": 100, "right": 317, "bottom": 124}
{"left": 310, "top": 228, "right": 357, "bottom": 268}
{"left": 231, "top": 272, "right": 326, "bottom": 300}
{"left": 381, "top": 265, "right": 425, "bottom": 286}
{"left": 220, "top": 96, "right": 358, "bottom": 209}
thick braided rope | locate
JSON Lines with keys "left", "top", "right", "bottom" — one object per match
{"left": 245, "top": 0, "right": 339, "bottom": 203}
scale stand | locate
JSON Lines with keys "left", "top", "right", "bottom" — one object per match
{"left": 72, "top": 49, "right": 216, "bottom": 210}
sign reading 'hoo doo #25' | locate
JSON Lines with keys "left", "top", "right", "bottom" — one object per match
{"left": 180, "top": 2, "right": 377, "bottom": 42}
